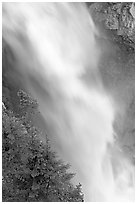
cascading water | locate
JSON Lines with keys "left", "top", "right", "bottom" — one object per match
{"left": 2, "top": 2, "right": 135, "bottom": 201}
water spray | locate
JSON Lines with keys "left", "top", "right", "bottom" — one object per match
{"left": 2, "top": 2, "right": 135, "bottom": 201}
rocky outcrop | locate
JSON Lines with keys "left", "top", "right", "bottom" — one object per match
{"left": 89, "top": 2, "right": 135, "bottom": 49}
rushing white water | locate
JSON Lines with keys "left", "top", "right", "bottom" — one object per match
{"left": 2, "top": 2, "right": 135, "bottom": 201}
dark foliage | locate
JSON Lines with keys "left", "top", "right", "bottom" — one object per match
{"left": 2, "top": 91, "right": 84, "bottom": 202}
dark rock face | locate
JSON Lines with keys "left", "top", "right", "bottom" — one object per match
{"left": 88, "top": 2, "right": 135, "bottom": 48}
{"left": 87, "top": 2, "right": 135, "bottom": 162}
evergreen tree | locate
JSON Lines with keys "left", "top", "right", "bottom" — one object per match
{"left": 2, "top": 91, "right": 84, "bottom": 202}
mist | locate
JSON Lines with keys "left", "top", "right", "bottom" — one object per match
{"left": 2, "top": 2, "right": 135, "bottom": 201}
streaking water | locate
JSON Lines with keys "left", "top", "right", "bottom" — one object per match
{"left": 2, "top": 2, "right": 135, "bottom": 201}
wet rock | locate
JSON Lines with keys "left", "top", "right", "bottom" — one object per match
{"left": 88, "top": 2, "right": 135, "bottom": 49}
{"left": 130, "top": 3, "right": 135, "bottom": 18}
